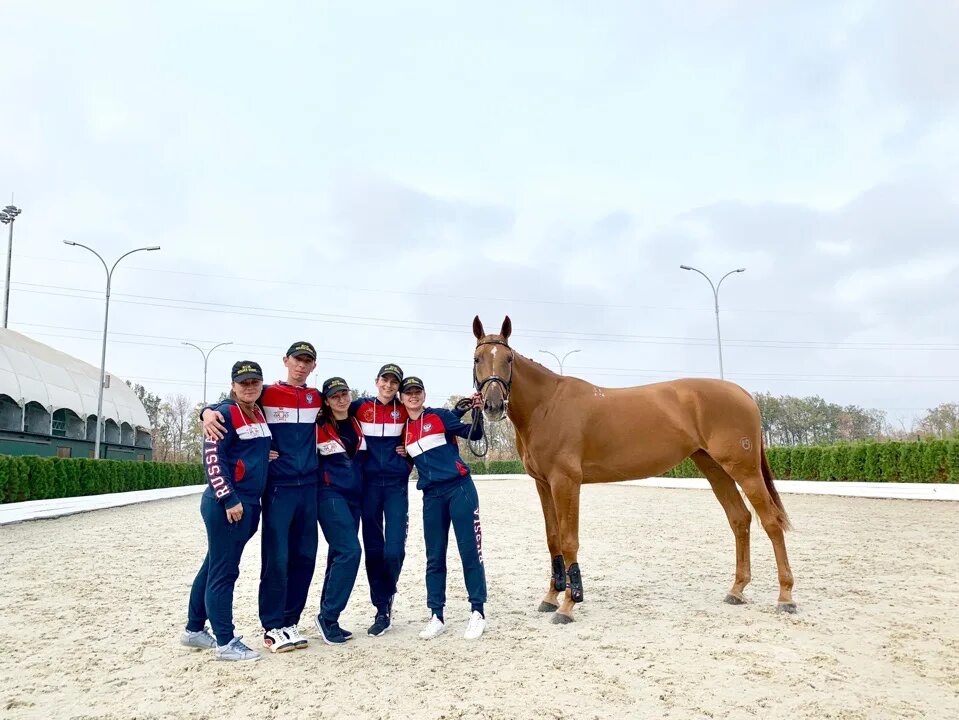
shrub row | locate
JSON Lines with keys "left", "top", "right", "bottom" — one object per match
{"left": 467, "top": 460, "right": 525, "bottom": 476}
{"left": 4, "top": 438, "right": 956, "bottom": 504}
{"left": 468, "top": 440, "right": 959, "bottom": 483}
{"left": 0, "top": 456, "right": 203, "bottom": 504}
{"left": 663, "top": 439, "right": 959, "bottom": 483}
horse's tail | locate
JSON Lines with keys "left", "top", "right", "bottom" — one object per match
{"left": 760, "top": 441, "right": 792, "bottom": 531}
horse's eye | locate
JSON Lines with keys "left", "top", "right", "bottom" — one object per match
{"left": 507, "top": 356, "right": 513, "bottom": 363}
{"left": 474, "top": 357, "right": 479, "bottom": 363}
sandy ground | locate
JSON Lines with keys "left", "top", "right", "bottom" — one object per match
{"left": 2, "top": 479, "right": 957, "bottom": 720}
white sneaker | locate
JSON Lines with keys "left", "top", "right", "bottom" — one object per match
{"left": 464, "top": 611, "right": 486, "bottom": 640}
{"left": 284, "top": 625, "right": 309, "bottom": 649}
{"left": 418, "top": 615, "right": 446, "bottom": 640}
{"left": 262, "top": 627, "right": 296, "bottom": 653}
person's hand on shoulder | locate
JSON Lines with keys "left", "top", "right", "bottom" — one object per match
{"left": 202, "top": 408, "right": 227, "bottom": 440}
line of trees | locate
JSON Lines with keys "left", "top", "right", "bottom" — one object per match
{"left": 129, "top": 383, "right": 204, "bottom": 463}
{"left": 754, "top": 394, "right": 959, "bottom": 446}
{"left": 752, "top": 393, "right": 886, "bottom": 446}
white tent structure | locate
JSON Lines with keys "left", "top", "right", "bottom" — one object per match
{"left": 0, "top": 329, "right": 151, "bottom": 452}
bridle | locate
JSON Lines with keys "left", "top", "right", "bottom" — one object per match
{"left": 462, "top": 338, "right": 513, "bottom": 459}
{"left": 473, "top": 338, "right": 513, "bottom": 409}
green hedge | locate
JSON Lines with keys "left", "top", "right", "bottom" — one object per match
{"left": 0, "top": 456, "right": 204, "bottom": 504}
{"left": 663, "top": 439, "right": 958, "bottom": 483}
{"left": 5, "top": 439, "right": 956, "bottom": 502}
{"left": 467, "top": 460, "right": 526, "bottom": 475}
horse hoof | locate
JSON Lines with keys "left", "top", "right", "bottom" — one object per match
{"left": 538, "top": 601, "right": 559, "bottom": 613}
{"left": 777, "top": 602, "right": 798, "bottom": 614}
{"left": 724, "top": 593, "right": 747, "bottom": 605}
{"left": 551, "top": 612, "right": 574, "bottom": 625}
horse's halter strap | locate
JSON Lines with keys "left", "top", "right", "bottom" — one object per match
{"left": 473, "top": 339, "right": 513, "bottom": 406}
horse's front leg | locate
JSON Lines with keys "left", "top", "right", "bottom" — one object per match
{"left": 549, "top": 477, "right": 582, "bottom": 624}
{"left": 534, "top": 478, "right": 565, "bottom": 612}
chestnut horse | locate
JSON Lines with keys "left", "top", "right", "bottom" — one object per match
{"left": 472, "top": 316, "right": 796, "bottom": 623}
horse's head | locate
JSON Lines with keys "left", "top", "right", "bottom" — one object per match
{"left": 472, "top": 315, "right": 512, "bottom": 421}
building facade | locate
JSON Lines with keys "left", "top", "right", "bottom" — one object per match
{"left": 0, "top": 329, "right": 152, "bottom": 460}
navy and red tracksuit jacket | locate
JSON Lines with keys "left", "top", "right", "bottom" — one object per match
{"left": 403, "top": 408, "right": 484, "bottom": 493}
{"left": 316, "top": 417, "right": 367, "bottom": 503}
{"left": 205, "top": 382, "right": 321, "bottom": 487}
{"left": 202, "top": 401, "right": 273, "bottom": 507}
{"left": 350, "top": 397, "right": 410, "bottom": 486}
{"left": 258, "top": 382, "right": 322, "bottom": 486}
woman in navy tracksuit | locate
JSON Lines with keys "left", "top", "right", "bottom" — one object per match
{"left": 397, "top": 376, "right": 488, "bottom": 641}
{"left": 202, "top": 341, "right": 321, "bottom": 654}
{"left": 312, "top": 376, "right": 366, "bottom": 645}
{"left": 181, "top": 361, "right": 272, "bottom": 662}
{"left": 350, "top": 362, "right": 410, "bottom": 637}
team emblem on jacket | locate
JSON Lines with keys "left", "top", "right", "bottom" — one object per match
{"left": 423, "top": 423, "right": 432, "bottom": 431}
{"left": 363, "top": 409, "right": 375, "bottom": 421}
{"left": 306, "top": 393, "right": 314, "bottom": 404}
{"left": 274, "top": 409, "right": 290, "bottom": 421}
{"left": 391, "top": 410, "right": 400, "bottom": 419}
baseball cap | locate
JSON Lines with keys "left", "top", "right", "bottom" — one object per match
{"left": 231, "top": 360, "right": 264, "bottom": 383}
{"left": 322, "top": 376, "right": 351, "bottom": 398}
{"left": 400, "top": 376, "right": 424, "bottom": 393}
{"left": 377, "top": 363, "right": 404, "bottom": 381}
{"left": 286, "top": 341, "right": 317, "bottom": 360}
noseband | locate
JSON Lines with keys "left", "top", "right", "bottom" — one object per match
{"left": 474, "top": 339, "right": 513, "bottom": 408}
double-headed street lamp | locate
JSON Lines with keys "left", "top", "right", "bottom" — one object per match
{"left": 0, "top": 204, "right": 23, "bottom": 328}
{"left": 679, "top": 264, "right": 745, "bottom": 380}
{"left": 64, "top": 241, "right": 161, "bottom": 458}
{"left": 182, "top": 341, "right": 233, "bottom": 405}
{"left": 539, "top": 348, "right": 581, "bottom": 375}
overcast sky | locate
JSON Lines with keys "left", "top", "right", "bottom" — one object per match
{"left": 1, "top": 1, "right": 956, "bottom": 428}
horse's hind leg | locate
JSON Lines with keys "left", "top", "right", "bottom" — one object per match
{"left": 534, "top": 478, "right": 564, "bottom": 612}
{"left": 718, "top": 459, "right": 796, "bottom": 612}
{"left": 692, "top": 450, "right": 752, "bottom": 604}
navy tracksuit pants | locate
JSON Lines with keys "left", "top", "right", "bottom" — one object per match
{"left": 317, "top": 490, "right": 362, "bottom": 623}
{"left": 187, "top": 494, "right": 261, "bottom": 646}
{"left": 362, "top": 481, "right": 408, "bottom": 613}
{"left": 423, "top": 478, "right": 486, "bottom": 614}
{"left": 258, "top": 482, "right": 318, "bottom": 630}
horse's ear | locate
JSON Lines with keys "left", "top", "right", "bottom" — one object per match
{"left": 473, "top": 316, "right": 485, "bottom": 340}
{"left": 501, "top": 316, "right": 512, "bottom": 340}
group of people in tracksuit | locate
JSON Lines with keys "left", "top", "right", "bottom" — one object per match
{"left": 180, "top": 341, "right": 488, "bottom": 661}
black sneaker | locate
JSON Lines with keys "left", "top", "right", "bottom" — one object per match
{"left": 335, "top": 623, "right": 353, "bottom": 641}
{"left": 314, "top": 614, "right": 346, "bottom": 645}
{"left": 367, "top": 613, "right": 392, "bottom": 637}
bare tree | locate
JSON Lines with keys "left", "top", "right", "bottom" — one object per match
{"left": 917, "top": 403, "right": 959, "bottom": 439}
{"left": 154, "top": 394, "right": 201, "bottom": 462}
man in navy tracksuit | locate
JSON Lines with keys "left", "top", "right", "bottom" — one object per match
{"left": 202, "top": 341, "right": 320, "bottom": 654}
{"left": 313, "top": 376, "right": 365, "bottom": 645}
{"left": 398, "top": 376, "right": 488, "bottom": 641}
{"left": 182, "top": 360, "right": 272, "bottom": 662}
{"left": 350, "top": 362, "right": 410, "bottom": 636}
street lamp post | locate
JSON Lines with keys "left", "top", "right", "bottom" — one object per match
{"left": 64, "top": 241, "right": 161, "bottom": 458}
{"left": 679, "top": 264, "right": 746, "bottom": 380}
{"left": 0, "top": 204, "right": 23, "bottom": 328}
{"left": 182, "top": 341, "right": 233, "bottom": 405}
{"left": 539, "top": 348, "right": 581, "bottom": 375}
